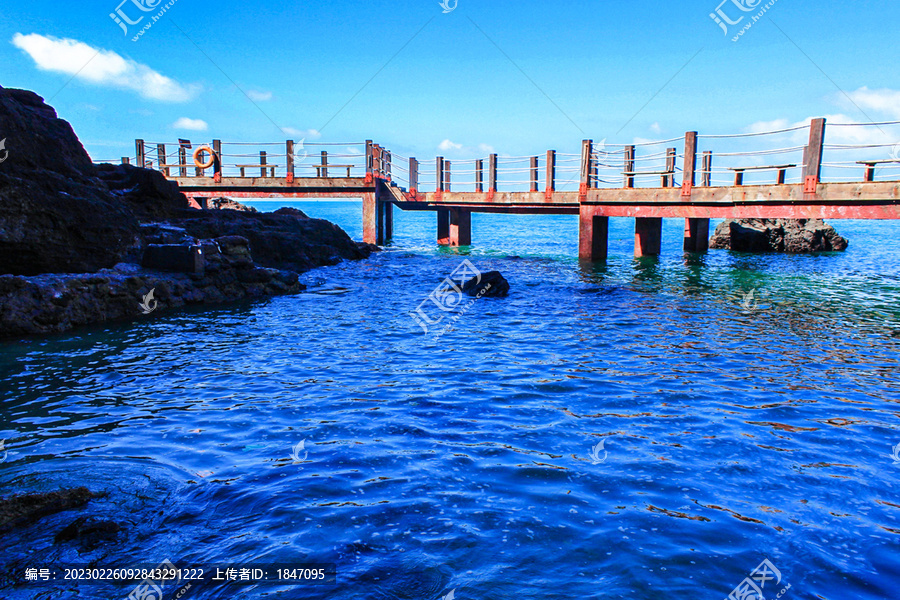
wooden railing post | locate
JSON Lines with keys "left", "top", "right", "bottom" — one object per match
{"left": 682, "top": 132, "right": 697, "bottom": 195}
{"left": 546, "top": 150, "right": 556, "bottom": 197}
{"left": 286, "top": 140, "right": 294, "bottom": 179}
{"left": 580, "top": 139, "right": 593, "bottom": 197}
{"left": 804, "top": 117, "right": 826, "bottom": 194}
{"left": 530, "top": 156, "right": 539, "bottom": 192}
{"left": 260, "top": 151, "right": 267, "bottom": 178}
{"left": 178, "top": 143, "right": 188, "bottom": 178}
{"left": 437, "top": 157, "right": 444, "bottom": 192}
{"left": 701, "top": 151, "right": 712, "bottom": 187}
{"left": 475, "top": 159, "right": 484, "bottom": 192}
{"left": 489, "top": 154, "right": 498, "bottom": 193}
{"left": 321, "top": 150, "right": 329, "bottom": 178}
{"left": 156, "top": 144, "right": 167, "bottom": 176}
{"left": 410, "top": 157, "right": 419, "bottom": 193}
{"left": 664, "top": 148, "right": 676, "bottom": 188}
{"left": 135, "top": 139, "right": 145, "bottom": 169}
{"left": 444, "top": 160, "right": 451, "bottom": 192}
{"left": 624, "top": 145, "right": 635, "bottom": 188}
{"left": 386, "top": 150, "right": 392, "bottom": 180}
{"left": 365, "top": 140, "right": 373, "bottom": 180}
{"left": 212, "top": 139, "right": 222, "bottom": 178}
{"left": 121, "top": 157, "right": 130, "bottom": 165}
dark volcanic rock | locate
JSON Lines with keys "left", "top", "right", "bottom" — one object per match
{"left": 172, "top": 210, "right": 374, "bottom": 273}
{"left": 709, "top": 219, "right": 848, "bottom": 253}
{"left": 208, "top": 196, "right": 258, "bottom": 212}
{"left": 274, "top": 206, "right": 308, "bottom": 218}
{"left": 54, "top": 516, "right": 122, "bottom": 547}
{"left": 94, "top": 163, "right": 189, "bottom": 221}
{"left": 0, "top": 86, "right": 139, "bottom": 274}
{"left": 0, "top": 487, "right": 99, "bottom": 533}
{"left": 462, "top": 271, "right": 509, "bottom": 297}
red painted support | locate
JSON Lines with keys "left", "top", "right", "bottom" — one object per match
{"left": 579, "top": 204, "right": 609, "bottom": 262}
{"left": 635, "top": 217, "right": 663, "bottom": 257}
{"left": 363, "top": 192, "right": 377, "bottom": 244}
{"left": 286, "top": 140, "right": 294, "bottom": 181}
{"left": 682, "top": 131, "right": 708, "bottom": 252}
{"left": 437, "top": 209, "right": 451, "bottom": 245}
{"left": 449, "top": 208, "right": 472, "bottom": 246}
{"left": 488, "top": 154, "right": 498, "bottom": 199}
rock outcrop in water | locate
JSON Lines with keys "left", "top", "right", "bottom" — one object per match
{"left": 0, "top": 86, "right": 375, "bottom": 338}
{"left": 0, "top": 487, "right": 101, "bottom": 534}
{"left": 462, "top": 271, "right": 510, "bottom": 297}
{"left": 709, "top": 219, "right": 848, "bottom": 253}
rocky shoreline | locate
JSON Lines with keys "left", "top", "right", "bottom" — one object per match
{"left": 0, "top": 86, "right": 375, "bottom": 339}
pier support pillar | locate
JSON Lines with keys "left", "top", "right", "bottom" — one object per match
{"left": 448, "top": 209, "right": 471, "bottom": 247}
{"left": 437, "top": 209, "right": 451, "bottom": 245}
{"left": 376, "top": 200, "right": 393, "bottom": 245}
{"left": 363, "top": 192, "right": 377, "bottom": 245}
{"left": 634, "top": 217, "right": 662, "bottom": 257}
{"left": 683, "top": 218, "right": 709, "bottom": 252}
{"left": 578, "top": 206, "right": 608, "bottom": 262}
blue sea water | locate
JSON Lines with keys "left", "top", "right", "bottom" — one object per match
{"left": 1, "top": 201, "right": 899, "bottom": 600}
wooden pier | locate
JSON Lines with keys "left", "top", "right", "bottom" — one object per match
{"left": 124, "top": 118, "right": 900, "bottom": 260}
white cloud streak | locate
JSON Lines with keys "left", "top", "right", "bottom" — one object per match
{"left": 11, "top": 33, "right": 198, "bottom": 102}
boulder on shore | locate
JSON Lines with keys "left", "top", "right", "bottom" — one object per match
{"left": 709, "top": 219, "right": 848, "bottom": 253}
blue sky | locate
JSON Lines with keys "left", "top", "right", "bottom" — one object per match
{"left": 2, "top": 0, "right": 900, "bottom": 171}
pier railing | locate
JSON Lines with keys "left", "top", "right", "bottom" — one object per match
{"left": 109, "top": 118, "right": 900, "bottom": 193}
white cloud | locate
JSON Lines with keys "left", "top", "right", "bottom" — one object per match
{"left": 650, "top": 122, "right": 662, "bottom": 134}
{"left": 247, "top": 90, "right": 272, "bottom": 102}
{"left": 345, "top": 146, "right": 364, "bottom": 155}
{"left": 172, "top": 117, "right": 208, "bottom": 131}
{"left": 478, "top": 143, "right": 495, "bottom": 154}
{"left": 12, "top": 33, "right": 198, "bottom": 102}
{"left": 438, "top": 139, "right": 463, "bottom": 151}
{"left": 283, "top": 127, "right": 321, "bottom": 139}
{"left": 842, "top": 87, "right": 900, "bottom": 120}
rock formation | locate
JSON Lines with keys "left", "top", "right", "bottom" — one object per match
{"left": 709, "top": 219, "right": 849, "bottom": 253}
{"left": 0, "top": 85, "right": 374, "bottom": 338}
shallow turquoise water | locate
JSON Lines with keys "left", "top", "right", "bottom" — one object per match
{"left": 1, "top": 202, "right": 899, "bottom": 599}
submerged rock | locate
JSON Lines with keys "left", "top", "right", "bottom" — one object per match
{"left": 462, "top": 271, "right": 510, "bottom": 297}
{"left": 0, "top": 487, "right": 100, "bottom": 533}
{"left": 709, "top": 219, "right": 848, "bottom": 253}
{"left": 54, "top": 516, "right": 122, "bottom": 547}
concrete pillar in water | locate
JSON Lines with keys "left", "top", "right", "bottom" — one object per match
{"left": 578, "top": 205, "right": 608, "bottom": 262}
{"left": 683, "top": 218, "right": 710, "bottom": 252}
{"left": 634, "top": 217, "right": 662, "bottom": 257}
{"left": 437, "top": 209, "right": 450, "bottom": 245}
{"left": 448, "top": 209, "right": 471, "bottom": 247}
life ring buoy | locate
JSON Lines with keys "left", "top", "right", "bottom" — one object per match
{"left": 193, "top": 146, "right": 216, "bottom": 169}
